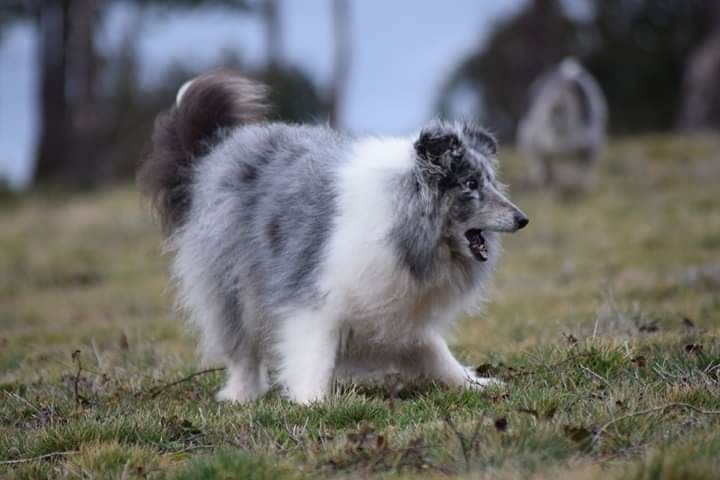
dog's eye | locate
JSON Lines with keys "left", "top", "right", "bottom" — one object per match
{"left": 465, "top": 178, "right": 480, "bottom": 190}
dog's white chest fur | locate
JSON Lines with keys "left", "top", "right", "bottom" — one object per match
{"left": 317, "top": 138, "right": 463, "bottom": 344}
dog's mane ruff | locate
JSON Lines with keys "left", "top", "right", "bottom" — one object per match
{"left": 316, "top": 132, "right": 502, "bottom": 346}
{"left": 391, "top": 169, "right": 447, "bottom": 280}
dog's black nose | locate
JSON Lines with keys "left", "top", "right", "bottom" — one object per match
{"left": 516, "top": 215, "right": 529, "bottom": 230}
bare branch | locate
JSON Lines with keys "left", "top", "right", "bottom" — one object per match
{"left": 0, "top": 451, "right": 78, "bottom": 465}
{"left": 145, "top": 367, "right": 226, "bottom": 399}
{"left": 594, "top": 402, "right": 720, "bottom": 444}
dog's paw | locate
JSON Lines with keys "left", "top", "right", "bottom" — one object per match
{"left": 284, "top": 385, "right": 327, "bottom": 405}
{"left": 463, "top": 367, "right": 504, "bottom": 390}
{"left": 215, "top": 384, "right": 253, "bottom": 403}
{"left": 216, "top": 378, "right": 263, "bottom": 403}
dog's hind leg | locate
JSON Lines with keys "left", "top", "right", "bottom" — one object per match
{"left": 216, "top": 342, "right": 269, "bottom": 403}
{"left": 274, "top": 307, "right": 340, "bottom": 404}
{"left": 400, "top": 334, "right": 499, "bottom": 389}
{"left": 527, "top": 152, "right": 554, "bottom": 188}
{"left": 207, "top": 295, "right": 270, "bottom": 403}
{"left": 576, "top": 147, "right": 598, "bottom": 192}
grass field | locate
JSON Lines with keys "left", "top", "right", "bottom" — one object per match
{"left": 1, "top": 134, "right": 719, "bottom": 479}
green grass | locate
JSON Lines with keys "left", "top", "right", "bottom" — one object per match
{"left": 1, "top": 134, "right": 719, "bottom": 479}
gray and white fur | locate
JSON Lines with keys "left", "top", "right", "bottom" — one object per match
{"left": 517, "top": 58, "right": 608, "bottom": 192}
{"left": 138, "top": 70, "right": 528, "bottom": 404}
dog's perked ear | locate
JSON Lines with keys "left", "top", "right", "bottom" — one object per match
{"left": 413, "top": 130, "right": 466, "bottom": 189}
{"left": 463, "top": 124, "right": 497, "bottom": 156}
{"left": 414, "top": 131, "right": 462, "bottom": 160}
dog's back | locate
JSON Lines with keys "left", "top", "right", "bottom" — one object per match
{"left": 139, "top": 71, "right": 348, "bottom": 360}
{"left": 173, "top": 122, "right": 347, "bottom": 342}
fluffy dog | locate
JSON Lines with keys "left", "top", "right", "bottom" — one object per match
{"left": 138, "top": 71, "right": 528, "bottom": 404}
{"left": 518, "top": 58, "right": 608, "bottom": 192}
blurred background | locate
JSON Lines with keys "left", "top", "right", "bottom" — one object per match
{"left": 0, "top": 0, "right": 718, "bottom": 190}
{"left": 1, "top": 5, "right": 720, "bottom": 475}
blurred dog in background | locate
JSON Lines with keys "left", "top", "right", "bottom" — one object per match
{"left": 518, "top": 58, "right": 608, "bottom": 194}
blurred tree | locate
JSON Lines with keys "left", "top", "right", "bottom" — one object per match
{"left": 16, "top": 0, "right": 109, "bottom": 185}
{"left": 1, "top": 0, "right": 333, "bottom": 187}
{"left": 438, "top": 0, "right": 712, "bottom": 137}
{"left": 328, "top": 0, "right": 351, "bottom": 129}
{"left": 678, "top": 1, "right": 720, "bottom": 131}
{"left": 0, "top": 1, "right": 25, "bottom": 40}
{"left": 585, "top": 0, "right": 709, "bottom": 133}
{"left": 100, "top": 2, "right": 329, "bottom": 178}
{"left": 438, "top": 0, "right": 581, "bottom": 137}
{"left": 1, "top": 0, "right": 256, "bottom": 187}
{"left": 261, "top": 0, "right": 281, "bottom": 67}
{"left": 66, "top": 0, "right": 103, "bottom": 184}
{"left": 12, "top": 0, "right": 255, "bottom": 186}
{"left": 34, "top": 0, "right": 73, "bottom": 184}
{"left": 258, "top": 64, "right": 328, "bottom": 123}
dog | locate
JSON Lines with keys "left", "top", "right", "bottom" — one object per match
{"left": 138, "top": 70, "right": 528, "bottom": 404}
{"left": 517, "top": 58, "right": 608, "bottom": 193}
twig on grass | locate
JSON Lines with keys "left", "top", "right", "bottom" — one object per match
{"left": 146, "top": 367, "right": 226, "bottom": 399}
{"left": 503, "top": 351, "right": 594, "bottom": 380}
{"left": 579, "top": 364, "right": 611, "bottom": 387}
{"left": 593, "top": 402, "right": 720, "bottom": 444}
{"left": 163, "top": 444, "right": 215, "bottom": 456}
{"left": 0, "top": 451, "right": 78, "bottom": 465}
{"left": 443, "top": 413, "right": 484, "bottom": 473}
{"left": 71, "top": 350, "right": 88, "bottom": 407}
{"left": 4, "top": 391, "right": 41, "bottom": 414}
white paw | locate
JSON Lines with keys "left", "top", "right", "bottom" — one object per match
{"left": 463, "top": 367, "right": 504, "bottom": 389}
{"left": 215, "top": 374, "right": 264, "bottom": 403}
{"left": 215, "top": 383, "right": 254, "bottom": 403}
{"left": 284, "top": 385, "right": 327, "bottom": 405}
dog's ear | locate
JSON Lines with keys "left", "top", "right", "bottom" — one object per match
{"left": 414, "top": 131, "right": 461, "bottom": 165}
{"left": 463, "top": 124, "right": 497, "bottom": 156}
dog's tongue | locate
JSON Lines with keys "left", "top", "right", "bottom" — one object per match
{"left": 465, "top": 229, "right": 488, "bottom": 262}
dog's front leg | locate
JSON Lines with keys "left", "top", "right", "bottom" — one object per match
{"left": 275, "top": 309, "right": 339, "bottom": 404}
{"left": 410, "top": 334, "right": 499, "bottom": 389}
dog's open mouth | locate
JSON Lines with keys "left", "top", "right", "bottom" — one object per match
{"left": 465, "top": 229, "right": 488, "bottom": 262}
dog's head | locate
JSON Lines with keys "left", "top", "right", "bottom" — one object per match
{"left": 414, "top": 121, "right": 528, "bottom": 262}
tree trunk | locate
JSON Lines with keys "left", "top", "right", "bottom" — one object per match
{"left": 262, "top": 0, "right": 281, "bottom": 67}
{"left": 68, "top": 0, "right": 102, "bottom": 185}
{"left": 34, "top": 0, "right": 72, "bottom": 184}
{"left": 328, "top": 0, "right": 351, "bottom": 129}
{"left": 678, "top": 2, "right": 720, "bottom": 131}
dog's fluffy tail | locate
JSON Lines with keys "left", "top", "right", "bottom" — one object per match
{"left": 138, "top": 70, "right": 268, "bottom": 233}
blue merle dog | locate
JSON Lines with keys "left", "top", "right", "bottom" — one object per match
{"left": 138, "top": 70, "right": 528, "bottom": 403}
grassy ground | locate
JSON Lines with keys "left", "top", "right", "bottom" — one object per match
{"left": 1, "top": 134, "right": 719, "bottom": 479}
